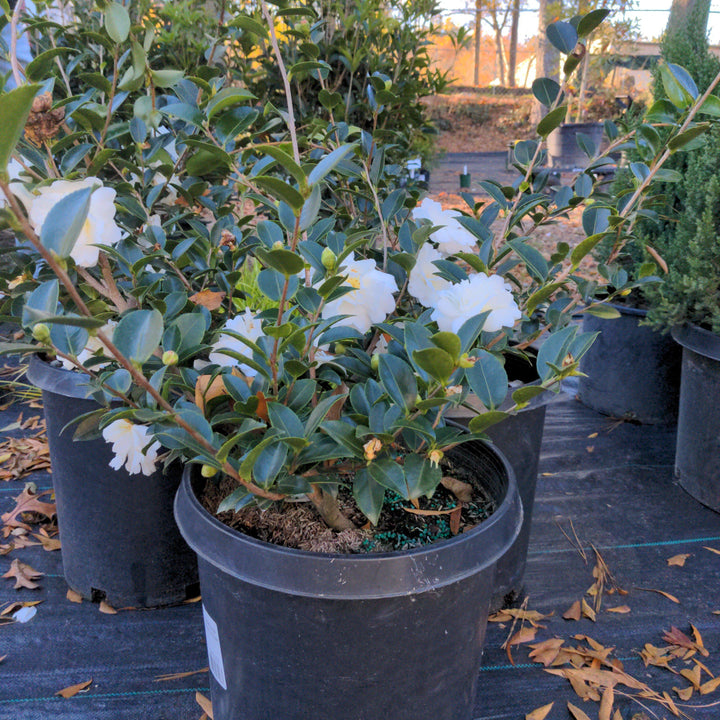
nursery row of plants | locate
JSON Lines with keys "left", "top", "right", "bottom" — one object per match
{"left": 1, "top": 1, "right": 720, "bottom": 717}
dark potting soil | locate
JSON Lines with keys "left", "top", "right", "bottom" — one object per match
{"left": 199, "top": 457, "right": 496, "bottom": 554}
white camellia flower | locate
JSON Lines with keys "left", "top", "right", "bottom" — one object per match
{"left": 27, "top": 178, "right": 122, "bottom": 267}
{"left": 321, "top": 253, "right": 397, "bottom": 334}
{"left": 412, "top": 198, "right": 477, "bottom": 257}
{"left": 59, "top": 320, "right": 118, "bottom": 371}
{"left": 408, "top": 242, "right": 451, "bottom": 307}
{"left": 209, "top": 308, "right": 264, "bottom": 377}
{"left": 102, "top": 420, "right": 161, "bottom": 477}
{"left": 0, "top": 158, "right": 29, "bottom": 209}
{"left": 432, "top": 273, "right": 521, "bottom": 334}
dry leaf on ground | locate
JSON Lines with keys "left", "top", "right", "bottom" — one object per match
{"left": 703, "top": 546, "right": 720, "bottom": 556}
{"left": 155, "top": 667, "right": 209, "bottom": 682}
{"left": 563, "top": 600, "right": 582, "bottom": 621}
{"left": 0, "top": 423, "right": 51, "bottom": 481}
{"left": 99, "top": 601, "right": 117, "bottom": 615}
{"left": 2, "top": 559, "right": 43, "bottom": 589}
{"left": 526, "top": 702, "right": 553, "bottom": 720}
{"left": 635, "top": 587, "right": 680, "bottom": 604}
{"left": 607, "top": 605, "right": 631, "bottom": 614}
{"left": 56, "top": 679, "right": 92, "bottom": 698}
{"left": 1, "top": 487, "right": 56, "bottom": 533}
{"left": 66, "top": 589, "right": 82, "bottom": 604}
{"left": 32, "top": 527, "right": 60, "bottom": 551}
{"left": 667, "top": 553, "right": 690, "bottom": 567}
{"left": 196, "top": 691, "right": 213, "bottom": 718}
{"left": 567, "top": 701, "right": 593, "bottom": 720}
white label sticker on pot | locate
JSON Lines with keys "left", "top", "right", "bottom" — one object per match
{"left": 202, "top": 606, "right": 227, "bottom": 690}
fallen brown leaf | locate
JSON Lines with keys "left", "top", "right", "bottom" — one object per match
{"left": 607, "top": 605, "right": 631, "bottom": 614}
{"left": 674, "top": 685, "right": 693, "bottom": 700}
{"left": 599, "top": 685, "right": 614, "bottom": 720}
{"left": 56, "top": 679, "right": 92, "bottom": 698}
{"left": 528, "top": 638, "right": 565, "bottom": 667}
{"left": 567, "top": 701, "right": 593, "bottom": 720}
{"left": 189, "top": 289, "right": 226, "bottom": 311}
{"left": 32, "top": 528, "right": 61, "bottom": 551}
{"left": 667, "top": 553, "right": 690, "bottom": 567}
{"left": 440, "top": 475, "right": 473, "bottom": 502}
{"left": 99, "top": 601, "right": 117, "bottom": 615}
{"left": 636, "top": 587, "right": 680, "bottom": 604}
{"left": 700, "top": 676, "right": 720, "bottom": 695}
{"left": 2, "top": 559, "right": 42, "bottom": 589}
{"left": 525, "top": 703, "right": 553, "bottom": 720}
{"left": 704, "top": 546, "right": 720, "bottom": 556}
{"left": 581, "top": 597, "right": 596, "bottom": 621}
{"left": 66, "top": 589, "right": 83, "bottom": 604}
{"left": 155, "top": 667, "right": 209, "bottom": 682}
{"left": 196, "top": 691, "right": 213, "bottom": 718}
{"left": 1, "top": 487, "right": 56, "bottom": 532}
{"left": 563, "top": 600, "right": 582, "bottom": 621}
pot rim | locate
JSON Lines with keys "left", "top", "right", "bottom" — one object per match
{"left": 672, "top": 323, "right": 720, "bottom": 361}
{"left": 174, "top": 440, "right": 523, "bottom": 600}
{"left": 26, "top": 354, "right": 96, "bottom": 400}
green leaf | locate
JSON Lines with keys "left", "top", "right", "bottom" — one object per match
{"left": 581, "top": 206, "right": 611, "bottom": 236}
{"left": 697, "top": 94, "right": 720, "bottom": 117}
{"left": 288, "top": 60, "right": 331, "bottom": 81}
{"left": 369, "top": 458, "right": 409, "bottom": 500}
{"left": 546, "top": 21, "right": 578, "bottom": 53}
{"left": 161, "top": 103, "right": 205, "bottom": 128}
{"left": 468, "top": 410, "right": 509, "bottom": 434}
{"left": 0, "top": 84, "right": 40, "bottom": 173}
{"left": 150, "top": 69, "right": 184, "bottom": 88}
{"left": 378, "top": 354, "right": 418, "bottom": 413}
{"left": 659, "top": 62, "right": 696, "bottom": 109}
{"left": 112, "top": 309, "right": 163, "bottom": 365}
{"left": 465, "top": 350, "right": 508, "bottom": 410}
{"left": 239, "top": 435, "right": 277, "bottom": 482}
{"left": 40, "top": 186, "right": 93, "bottom": 260}
{"left": 526, "top": 282, "right": 563, "bottom": 317}
{"left": 256, "top": 145, "right": 307, "bottom": 189}
{"left": 105, "top": 2, "right": 131, "bottom": 43}
{"left": 353, "top": 467, "right": 384, "bottom": 525}
{"left": 431, "top": 331, "right": 461, "bottom": 361}
{"left": 51, "top": 322, "right": 88, "bottom": 358}
{"left": 228, "top": 15, "right": 269, "bottom": 38}
{"left": 25, "top": 48, "right": 77, "bottom": 81}
{"left": 570, "top": 231, "right": 606, "bottom": 267}
{"left": 536, "top": 325, "right": 576, "bottom": 381}
{"left": 305, "top": 393, "right": 346, "bottom": 437}
{"left": 403, "top": 454, "right": 441, "bottom": 500}
{"left": 412, "top": 347, "right": 455, "bottom": 383}
{"left": 576, "top": 9, "right": 610, "bottom": 37}
{"left": 267, "top": 402, "right": 304, "bottom": 438}
{"left": 22, "top": 279, "right": 59, "bottom": 327}
{"left": 584, "top": 304, "right": 621, "bottom": 319}
{"left": 321, "top": 419, "right": 364, "bottom": 456}
{"left": 537, "top": 106, "right": 568, "bottom": 138}
{"left": 532, "top": 78, "right": 562, "bottom": 107}
{"left": 668, "top": 124, "right": 711, "bottom": 152}
{"left": 511, "top": 385, "right": 546, "bottom": 407}
{"left": 508, "top": 239, "right": 548, "bottom": 281}
{"left": 259, "top": 247, "right": 305, "bottom": 276}
{"left": 207, "top": 87, "right": 256, "bottom": 120}
{"left": 253, "top": 441, "right": 288, "bottom": 487}
{"left": 254, "top": 176, "right": 304, "bottom": 212}
{"left": 307, "top": 144, "right": 356, "bottom": 186}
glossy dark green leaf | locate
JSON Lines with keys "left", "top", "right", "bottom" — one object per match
{"left": 0, "top": 84, "right": 40, "bottom": 172}
{"left": 537, "top": 106, "right": 568, "bottom": 138}
{"left": 465, "top": 350, "right": 508, "bottom": 410}
{"left": 352, "top": 467, "right": 384, "bottom": 525}
{"left": 39, "top": 186, "right": 93, "bottom": 260}
{"left": 378, "top": 354, "right": 418, "bottom": 413}
{"left": 546, "top": 21, "right": 578, "bottom": 53}
{"left": 112, "top": 309, "right": 163, "bottom": 365}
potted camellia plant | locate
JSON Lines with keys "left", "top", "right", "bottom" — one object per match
{"left": 1, "top": 2, "right": 716, "bottom": 718}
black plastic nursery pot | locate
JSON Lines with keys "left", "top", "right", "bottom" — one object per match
{"left": 27, "top": 356, "right": 198, "bottom": 607}
{"left": 175, "top": 440, "right": 522, "bottom": 720}
{"left": 546, "top": 121, "right": 604, "bottom": 170}
{"left": 672, "top": 324, "right": 720, "bottom": 512}
{"left": 578, "top": 302, "right": 682, "bottom": 425}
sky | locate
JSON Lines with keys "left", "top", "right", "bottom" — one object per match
{"left": 438, "top": 2, "right": 720, "bottom": 45}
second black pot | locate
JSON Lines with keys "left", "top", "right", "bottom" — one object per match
{"left": 175, "top": 440, "right": 522, "bottom": 720}
{"left": 27, "top": 356, "right": 198, "bottom": 607}
{"left": 578, "top": 302, "right": 681, "bottom": 425}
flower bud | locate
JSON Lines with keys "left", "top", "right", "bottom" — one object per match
{"left": 370, "top": 353, "right": 380, "bottom": 371}
{"left": 272, "top": 240, "right": 284, "bottom": 251}
{"left": 458, "top": 353, "right": 475, "bottom": 368}
{"left": 321, "top": 247, "right": 337, "bottom": 270}
{"left": 201, "top": 464, "right": 218, "bottom": 478}
{"left": 162, "top": 350, "right": 179, "bottom": 366}
{"left": 428, "top": 449, "right": 443, "bottom": 467}
{"left": 363, "top": 437, "right": 382, "bottom": 461}
{"left": 32, "top": 323, "right": 51, "bottom": 343}
{"left": 334, "top": 342, "right": 346, "bottom": 355}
